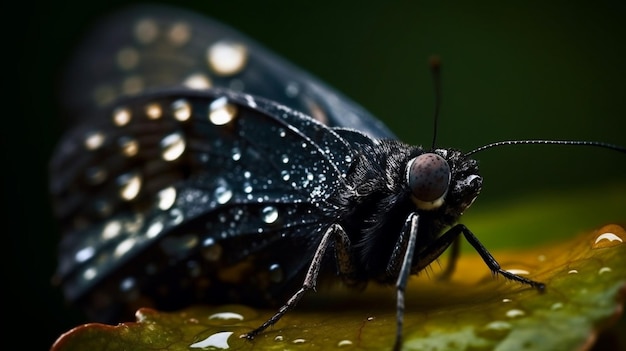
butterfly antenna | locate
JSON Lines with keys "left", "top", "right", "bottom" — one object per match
{"left": 429, "top": 56, "right": 442, "bottom": 150}
{"left": 466, "top": 139, "right": 626, "bottom": 156}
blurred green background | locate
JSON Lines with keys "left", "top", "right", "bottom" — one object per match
{"left": 9, "top": 1, "right": 625, "bottom": 349}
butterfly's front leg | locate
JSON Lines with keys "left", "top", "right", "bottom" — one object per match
{"left": 385, "top": 213, "right": 420, "bottom": 351}
{"left": 412, "top": 224, "right": 546, "bottom": 291}
{"left": 241, "top": 223, "right": 348, "bottom": 340}
{"left": 330, "top": 223, "right": 365, "bottom": 288}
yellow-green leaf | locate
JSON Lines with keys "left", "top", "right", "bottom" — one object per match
{"left": 51, "top": 224, "right": 625, "bottom": 351}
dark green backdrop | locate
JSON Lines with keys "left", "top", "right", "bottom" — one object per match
{"left": 9, "top": 1, "right": 625, "bottom": 349}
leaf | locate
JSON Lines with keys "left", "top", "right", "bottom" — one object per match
{"left": 51, "top": 223, "right": 625, "bottom": 351}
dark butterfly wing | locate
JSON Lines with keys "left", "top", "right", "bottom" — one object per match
{"left": 60, "top": 4, "right": 395, "bottom": 139}
{"left": 51, "top": 88, "right": 358, "bottom": 322}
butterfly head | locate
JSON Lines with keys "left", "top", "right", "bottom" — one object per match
{"left": 406, "top": 148, "right": 482, "bottom": 216}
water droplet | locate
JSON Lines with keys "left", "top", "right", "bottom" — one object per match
{"left": 75, "top": 246, "right": 95, "bottom": 263}
{"left": 259, "top": 207, "right": 279, "bottom": 226}
{"left": 215, "top": 185, "right": 233, "bottom": 204}
{"left": 184, "top": 72, "right": 212, "bottom": 90}
{"left": 209, "top": 97, "right": 238, "bottom": 125}
{"left": 207, "top": 41, "right": 248, "bottom": 76}
{"left": 551, "top": 302, "right": 564, "bottom": 310}
{"left": 278, "top": 128, "right": 286, "bottom": 137}
{"left": 84, "top": 131, "right": 106, "bottom": 150}
{"left": 598, "top": 267, "right": 612, "bottom": 275}
{"left": 345, "top": 155, "right": 352, "bottom": 163}
{"left": 281, "top": 154, "right": 289, "bottom": 164}
{"left": 168, "top": 22, "right": 191, "bottom": 46}
{"left": 82, "top": 267, "right": 97, "bottom": 281}
{"left": 244, "top": 171, "right": 251, "bottom": 179}
{"left": 231, "top": 147, "right": 242, "bottom": 161}
{"left": 114, "top": 237, "right": 138, "bottom": 258}
{"left": 120, "top": 276, "right": 136, "bottom": 292}
{"left": 505, "top": 309, "right": 525, "bottom": 318}
{"left": 112, "top": 107, "right": 131, "bottom": 126}
{"left": 478, "top": 320, "right": 512, "bottom": 340}
{"left": 134, "top": 18, "right": 158, "bottom": 44}
{"left": 274, "top": 335, "right": 284, "bottom": 342}
{"left": 218, "top": 213, "right": 228, "bottom": 223}
{"left": 145, "top": 102, "right": 162, "bottom": 119}
{"left": 119, "top": 137, "right": 139, "bottom": 157}
{"left": 337, "top": 340, "right": 353, "bottom": 347}
{"left": 117, "top": 172, "right": 142, "bottom": 201}
{"left": 593, "top": 232, "right": 623, "bottom": 249}
{"left": 146, "top": 221, "right": 164, "bottom": 238}
{"left": 568, "top": 269, "right": 579, "bottom": 274}
{"left": 486, "top": 320, "right": 512, "bottom": 332}
{"left": 168, "top": 208, "right": 184, "bottom": 225}
{"left": 190, "top": 331, "right": 233, "bottom": 349}
{"left": 293, "top": 339, "right": 306, "bottom": 344}
{"left": 243, "top": 94, "right": 257, "bottom": 108}
{"left": 102, "top": 220, "right": 122, "bottom": 239}
{"left": 502, "top": 298, "right": 512, "bottom": 303}
{"left": 202, "top": 238, "right": 223, "bottom": 261}
{"left": 208, "top": 312, "right": 244, "bottom": 321}
{"left": 157, "top": 187, "right": 177, "bottom": 210}
{"left": 281, "top": 170, "right": 290, "bottom": 181}
{"left": 172, "top": 99, "right": 192, "bottom": 121}
{"left": 285, "top": 82, "right": 299, "bottom": 97}
{"left": 243, "top": 182, "right": 253, "bottom": 193}
{"left": 268, "top": 263, "right": 283, "bottom": 283}
{"left": 161, "top": 132, "right": 186, "bottom": 161}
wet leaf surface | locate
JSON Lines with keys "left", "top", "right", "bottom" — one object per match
{"left": 51, "top": 222, "right": 625, "bottom": 351}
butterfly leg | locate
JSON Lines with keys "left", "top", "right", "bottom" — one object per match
{"left": 391, "top": 213, "right": 420, "bottom": 351}
{"left": 386, "top": 212, "right": 421, "bottom": 276}
{"left": 241, "top": 223, "right": 345, "bottom": 340}
{"left": 412, "top": 224, "right": 545, "bottom": 291}
{"left": 331, "top": 223, "right": 364, "bottom": 288}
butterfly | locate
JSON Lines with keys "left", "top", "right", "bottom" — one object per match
{"left": 50, "top": 4, "right": 625, "bottom": 350}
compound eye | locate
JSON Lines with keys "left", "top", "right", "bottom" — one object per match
{"left": 407, "top": 153, "right": 451, "bottom": 209}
